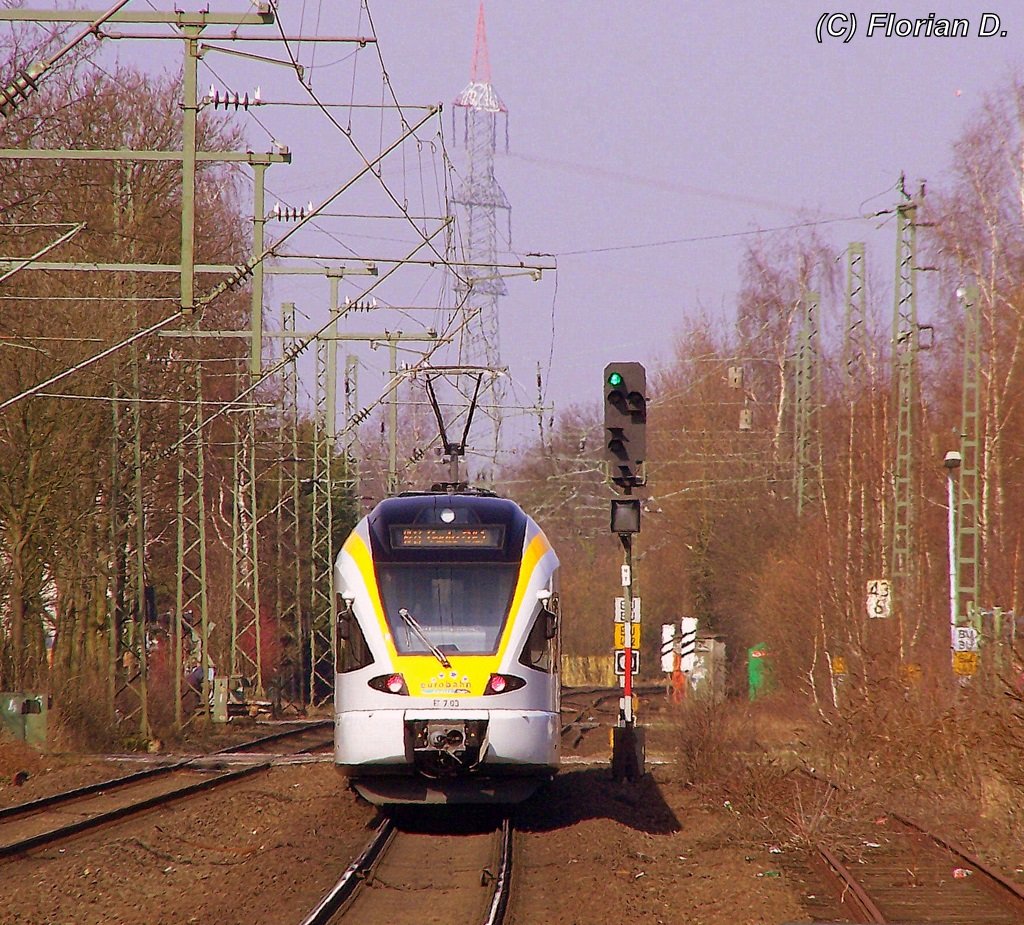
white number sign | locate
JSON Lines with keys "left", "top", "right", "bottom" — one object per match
{"left": 952, "top": 625, "right": 979, "bottom": 652}
{"left": 867, "top": 579, "right": 891, "bottom": 619}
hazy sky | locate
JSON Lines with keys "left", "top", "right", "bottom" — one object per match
{"left": 377, "top": 2, "right": 1021, "bottom": 411}
{"left": 20, "top": 2, "right": 1024, "bottom": 449}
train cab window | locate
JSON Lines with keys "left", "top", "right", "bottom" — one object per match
{"left": 519, "top": 597, "right": 558, "bottom": 673}
{"left": 337, "top": 596, "right": 373, "bottom": 673}
{"left": 377, "top": 564, "right": 518, "bottom": 655}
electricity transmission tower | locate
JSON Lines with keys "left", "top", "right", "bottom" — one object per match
{"left": 452, "top": 3, "right": 510, "bottom": 461}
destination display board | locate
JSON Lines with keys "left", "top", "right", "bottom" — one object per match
{"left": 390, "top": 525, "right": 505, "bottom": 549}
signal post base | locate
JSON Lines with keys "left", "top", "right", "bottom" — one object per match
{"left": 611, "top": 723, "right": 646, "bottom": 782}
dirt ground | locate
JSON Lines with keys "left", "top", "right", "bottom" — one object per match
{"left": 0, "top": 760, "right": 378, "bottom": 925}
{"left": 512, "top": 765, "right": 807, "bottom": 925}
{"left": 0, "top": 762, "right": 808, "bottom": 925}
{"left": 0, "top": 694, "right": 814, "bottom": 925}
{"left": 0, "top": 690, "right": 1019, "bottom": 925}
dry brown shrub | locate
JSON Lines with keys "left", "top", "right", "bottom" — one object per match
{"left": 671, "top": 696, "right": 889, "bottom": 852}
{"left": 673, "top": 698, "right": 739, "bottom": 787}
{"left": 818, "top": 679, "right": 978, "bottom": 797}
{"left": 806, "top": 676, "right": 1024, "bottom": 861}
{"left": 48, "top": 671, "right": 123, "bottom": 752}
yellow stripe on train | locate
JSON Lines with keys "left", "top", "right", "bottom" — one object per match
{"left": 341, "top": 531, "right": 551, "bottom": 697}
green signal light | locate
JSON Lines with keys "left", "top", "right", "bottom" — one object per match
{"left": 607, "top": 371, "right": 623, "bottom": 387}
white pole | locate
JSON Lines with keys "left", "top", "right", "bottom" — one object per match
{"left": 947, "top": 471, "right": 958, "bottom": 646}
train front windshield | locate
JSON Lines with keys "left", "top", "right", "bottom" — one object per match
{"left": 378, "top": 564, "right": 518, "bottom": 656}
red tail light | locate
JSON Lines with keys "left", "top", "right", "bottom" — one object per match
{"left": 483, "top": 673, "right": 526, "bottom": 695}
{"left": 368, "top": 673, "right": 408, "bottom": 695}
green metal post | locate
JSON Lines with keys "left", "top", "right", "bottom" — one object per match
{"left": 388, "top": 338, "right": 399, "bottom": 495}
{"left": 196, "top": 367, "right": 212, "bottom": 716}
{"left": 794, "top": 289, "right": 819, "bottom": 516}
{"left": 230, "top": 421, "right": 242, "bottom": 679}
{"left": 957, "top": 284, "right": 980, "bottom": 629}
{"left": 174, "top": 430, "right": 184, "bottom": 730}
{"left": 180, "top": 26, "right": 200, "bottom": 312}
{"left": 843, "top": 244, "right": 868, "bottom": 591}
{"left": 248, "top": 403, "right": 263, "bottom": 693}
{"left": 109, "top": 386, "right": 121, "bottom": 721}
{"left": 343, "top": 354, "right": 361, "bottom": 504}
{"left": 175, "top": 361, "right": 211, "bottom": 718}
{"left": 891, "top": 194, "right": 919, "bottom": 633}
{"left": 250, "top": 163, "right": 266, "bottom": 374}
{"left": 130, "top": 332, "right": 149, "bottom": 737}
{"left": 284, "top": 304, "right": 305, "bottom": 707}
{"left": 843, "top": 243, "right": 866, "bottom": 391}
{"left": 309, "top": 304, "right": 338, "bottom": 704}
{"left": 229, "top": 409, "right": 263, "bottom": 694}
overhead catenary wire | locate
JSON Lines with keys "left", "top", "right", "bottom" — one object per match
{"left": 551, "top": 215, "right": 872, "bottom": 257}
{"left": 0, "top": 221, "right": 85, "bottom": 285}
{"left": 0, "top": 0, "right": 132, "bottom": 117}
{"left": 266, "top": 0, "right": 468, "bottom": 290}
{"left": 0, "top": 98, "right": 444, "bottom": 416}
{"left": 196, "top": 55, "right": 439, "bottom": 269}
{"left": 0, "top": 310, "right": 185, "bottom": 413}
{"left": 1, "top": 4, "right": 510, "bottom": 480}
{"left": 165, "top": 218, "right": 457, "bottom": 456}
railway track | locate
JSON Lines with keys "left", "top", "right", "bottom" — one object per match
{"left": 560, "top": 684, "right": 664, "bottom": 749}
{"left": 213, "top": 719, "right": 334, "bottom": 758}
{"left": 815, "top": 812, "right": 1024, "bottom": 924}
{"left": 789, "top": 768, "right": 1024, "bottom": 923}
{"left": 560, "top": 687, "right": 619, "bottom": 748}
{"left": 300, "top": 811, "right": 514, "bottom": 925}
{"left": 0, "top": 720, "right": 331, "bottom": 861}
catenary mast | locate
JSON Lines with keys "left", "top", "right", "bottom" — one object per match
{"left": 452, "top": 2, "right": 510, "bottom": 464}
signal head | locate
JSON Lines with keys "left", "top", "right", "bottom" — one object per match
{"left": 603, "top": 362, "right": 647, "bottom": 490}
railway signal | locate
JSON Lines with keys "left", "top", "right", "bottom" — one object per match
{"left": 603, "top": 362, "right": 647, "bottom": 489}
{"left": 610, "top": 498, "right": 641, "bottom": 534}
{"left": 603, "top": 361, "right": 647, "bottom": 782}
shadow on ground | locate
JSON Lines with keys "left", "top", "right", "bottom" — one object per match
{"left": 513, "top": 767, "right": 680, "bottom": 834}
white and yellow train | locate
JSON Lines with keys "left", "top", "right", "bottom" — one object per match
{"left": 333, "top": 489, "right": 561, "bottom": 804}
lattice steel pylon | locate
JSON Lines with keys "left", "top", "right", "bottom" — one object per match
{"left": 452, "top": 2, "right": 510, "bottom": 460}
{"left": 309, "top": 332, "right": 337, "bottom": 706}
{"left": 229, "top": 406, "right": 262, "bottom": 693}
{"left": 843, "top": 243, "right": 867, "bottom": 391}
{"left": 957, "top": 284, "right": 981, "bottom": 625}
{"left": 174, "top": 359, "right": 211, "bottom": 724}
{"left": 842, "top": 243, "right": 871, "bottom": 579}
{"left": 342, "top": 354, "right": 361, "bottom": 504}
{"left": 891, "top": 193, "right": 920, "bottom": 605}
{"left": 108, "top": 361, "right": 148, "bottom": 739}
{"left": 265, "top": 302, "right": 305, "bottom": 711}
{"left": 793, "top": 289, "right": 820, "bottom": 516}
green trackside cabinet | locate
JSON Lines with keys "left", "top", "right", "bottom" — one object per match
{"left": 0, "top": 692, "right": 48, "bottom": 746}
{"left": 747, "top": 644, "right": 772, "bottom": 701}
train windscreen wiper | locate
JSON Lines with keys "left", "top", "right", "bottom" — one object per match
{"left": 398, "top": 608, "right": 451, "bottom": 668}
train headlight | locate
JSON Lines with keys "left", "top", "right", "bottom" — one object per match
{"left": 484, "top": 673, "right": 526, "bottom": 695}
{"left": 368, "top": 673, "right": 409, "bottom": 695}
